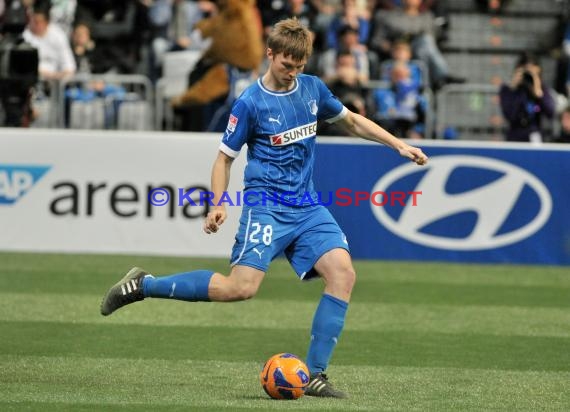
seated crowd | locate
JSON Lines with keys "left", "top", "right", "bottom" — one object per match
{"left": 0, "top": 0, "right": 568, "bottom": 142}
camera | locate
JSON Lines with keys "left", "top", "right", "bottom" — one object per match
{"left": 0, "top": 0, "right": 39, "bottom": 127}
{"left": 521, "top": 70, "right": 534, "bottom": 90}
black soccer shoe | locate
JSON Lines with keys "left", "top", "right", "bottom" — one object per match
{"left": 304, "top": 373, "right": 347, "bottom": 398}
{"left": 100, "top": 267, "right": 149, "bottom": 316}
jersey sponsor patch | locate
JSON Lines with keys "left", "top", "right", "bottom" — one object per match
{"left": 227, "top": 114, "right": 238, "bottom": 133}
{"left": 270, "top": 122, "right": 317, "bottom": 146}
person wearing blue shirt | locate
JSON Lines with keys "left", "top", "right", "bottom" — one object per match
{"left": 101, "top": 18, "right": 428, "bottom": 398}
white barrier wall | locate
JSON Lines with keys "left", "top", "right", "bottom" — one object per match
{"left": 4, "top": 129, "right": 569, "bottom": 265}
{"left": 0, "top": 129, "right": 246, "bottom": 257}
{"left": 313, "top": 139, "right": 570, "bottom": 265}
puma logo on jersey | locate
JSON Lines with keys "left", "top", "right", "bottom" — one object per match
{"left": 253, "top": 247, "right": 264, "bottom": 259}
{"left": 270, "top": 122, "right": 317, "bottom": 146}
{"left": 268, "top": 115, "right": 282, "bottom": 125}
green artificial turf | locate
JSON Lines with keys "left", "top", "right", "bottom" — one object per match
{"left": 0, "top": 252, "right": 568, "bottom": 411}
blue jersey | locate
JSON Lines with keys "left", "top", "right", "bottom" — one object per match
{"left": 219, "top": 74, "right": 347, "bottom": 209}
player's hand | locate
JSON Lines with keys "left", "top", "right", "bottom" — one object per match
{"left": 399, "top": 145, "right": 428, "bottom": 166}
{"left": 204, "top": 208, "right": 227, "bottom": 234}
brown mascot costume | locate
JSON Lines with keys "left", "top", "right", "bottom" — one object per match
{"left": 171, "top": 0, "right": 263, "bottom": 131}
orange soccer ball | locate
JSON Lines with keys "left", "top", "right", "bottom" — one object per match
{"left": 260, "top": 353, "right": 310, "bottom": 400}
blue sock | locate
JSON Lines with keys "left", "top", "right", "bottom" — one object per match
{"left": 142, "top": 270, "right": 213, "bottom": 302}
{"left": 306, "top": 293, "right": 349, "bottom": 375}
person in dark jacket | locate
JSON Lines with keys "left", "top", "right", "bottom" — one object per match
{"left": 499, "top": 52, "right": 555, "bottom": 143}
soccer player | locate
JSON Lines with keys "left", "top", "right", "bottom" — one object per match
{"left": 100, "top": 18, "right": 428, "bottom": 398}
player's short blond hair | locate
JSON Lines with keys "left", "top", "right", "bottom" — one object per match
{"left": 267, "top": 18, "right": 313, "bottom": 62}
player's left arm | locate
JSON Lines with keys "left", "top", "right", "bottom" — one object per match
{"left": 337, "top": 110, "right": 428, "bottom": 166}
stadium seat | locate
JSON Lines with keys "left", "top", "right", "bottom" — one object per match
{"left": 447, "top": 0, "right": 565, "bottom": 16}
{"left": 69, "top": 98, "right": 106, "bottom": 130}
{"left": 155, "top": 50, "right": 202, "bottom": 130}
{"left": 436, "top": 84, "right": 505, "bottom": 140}
{"left": 118, "top": 100, "right": 152, "bottom": 131}
{"left": 443, "top": 14, "right": 559, "bottom": 52}
{"left": 30, "top": 98, "right": 54, "bottom": 129}
{"left": 444, "top": 52, "right": 558, "bottom": 87}
{"left": 59, "top": 74, "right": 154, "bottom": 130}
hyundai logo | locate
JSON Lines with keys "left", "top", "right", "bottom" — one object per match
{"left": 371, "top": 155, "right": 552, "bottom": 250}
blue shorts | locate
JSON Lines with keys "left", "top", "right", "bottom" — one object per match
{"left": 230, "top": 205, "right": 350, "bottom": 280}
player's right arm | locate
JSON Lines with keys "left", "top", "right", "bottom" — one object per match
{"left": 204, "top": 151, "right": 234, "bottom": 234}
{"left": 204, "top": 96, "right": 252, "bottom": 234}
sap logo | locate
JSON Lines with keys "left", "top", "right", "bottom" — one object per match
{"left": 0, "top": 165, "right": 51, "bottom": 205}
{"left": 371, "top": 156, "right": 552, "bottom": 250}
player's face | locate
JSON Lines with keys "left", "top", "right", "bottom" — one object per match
{"left": 268, "top": 49, "right": 306, "bottom": 89}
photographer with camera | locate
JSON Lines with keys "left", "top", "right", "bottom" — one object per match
{"left": 499, "top": 52, "right": 555, "bottom": 142}
{"left": 0, "top": 0, "right": 39, "bottom": 127}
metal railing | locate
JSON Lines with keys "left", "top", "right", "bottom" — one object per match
{"left": 57, "top": 74, "right": 153, "bottom": 130}
{"left": 25, "top": 72, "right": 437, "bottom": 138}
{"left": 29, "top": 80, "right": 59, "bottom": 129}
{"left": 436, "top": 83, "right": 505, "bottom": 140}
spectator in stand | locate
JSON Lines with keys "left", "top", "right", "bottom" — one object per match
{"left": 373, "top": 0, "right": 449, "bottom": 41}
{"left": 320, "top": 24, "right": 369, "bottom": 83}
{"left": 319, "top": 49, "right": 368, "bottom": 136}
{"left": 326, "top": 0, "right": 370, "bottom": 50}
{"left": 327, "top": 49, "right": 368, "bottom": 111}
{"left": 75, "top": 0, "right": 137, "bottom": 34}
{"left": 74, "top": 0, "right": 139, "bottom": 74}
{"left": 71, "top": 21, "right": 138, "bottom": 74}
{"left": 256, "top": 0, "right": 283, "bottom": 34}
{"left": 260, "top": 0, "right": 320, "bottom": 72}
{"left": 66, "top": 22, "right": 131, "bottom": 128}
{"left": 499, "top": 52, "right": 555, "bottom": 143}
{"left": 71, "top": 22, "right": 95, "bottom": 74}
{"left": 23, "top": 3, "right": 76, "bottom": 81}
{"left": 268, "top": 0, "right": 317, "bottom": 30}
{"left": 308, "top": 0, "right": 342, "bottom": 49}
{"left": 371, "top": 60, "right": 426, "bottom": 139}
{"left": 374, "top": 0, "right": 446, "bottom": 18}
{"left": 148, "top": 0, "right": 214, "bottom": 81}
{"left": 258, "top": 0, "right": 318, "bottom": 43}
{"left": 554, "top": 105, "right": 570, "bottom": 143}
{"left": 380, "top": 38, "right": 425, "bottom": 88}
{"left": 473, "top": 0, "right": 511, "bottom": 14}
{"left": 369, "top": 0, "right": 462, "bottom": 88}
